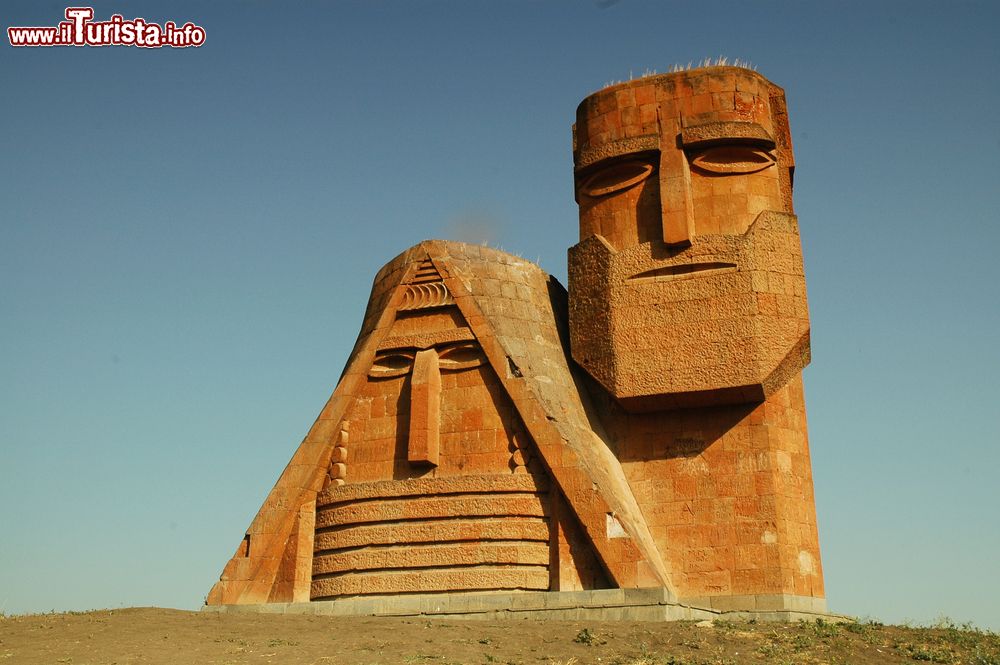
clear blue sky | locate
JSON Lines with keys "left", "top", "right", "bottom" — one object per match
{"left": 2, "top": 1, "right": 998, "bottom": 628}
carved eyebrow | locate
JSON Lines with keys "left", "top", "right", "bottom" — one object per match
{"left": 680, "top": 121, "right": 774, "bottom": 149}
{"left": 377, "top": 327, "right": 475, "bottom": 351}
{"left": 574, "top": 134, "right": 659, "bottom": 171}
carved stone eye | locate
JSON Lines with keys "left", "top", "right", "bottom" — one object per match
{"left": 368, "top": 351, "right": 415, "bottom": 378}
{"left": 580, "top": 160, "right": 655, "bottom": 197}
{"left": 690, "top": 146, "right": 775, "bottom": 175}
{"left": 437, "top": 343, "right": 486, "bottom": 371}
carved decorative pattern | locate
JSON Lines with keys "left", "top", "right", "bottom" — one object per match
{"left": 324, "top": 425, "right": 348, "bottom": 489}
{"left": 397, "top": 281, "right": 454, "bottom": 310}
{"left": 408, "top": 258, "right": 442, "bottom": 284}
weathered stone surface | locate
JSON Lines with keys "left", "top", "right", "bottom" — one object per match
{"left": 313, "top": 541, "right": 550, "bottom": 575}
{"left": 316, "top": 473, "right": 548, "bottom": 504}
{"left": 311, "top": 565, "right": 550, "bottom": 598}
{"left": 204, "top": 588, "right": 837, "bottom": 621}
{"left": 314, "top": 517, "right": 550, "bottom": 552}
{"left": 314, "top": 493, "right": 549, "bottom": 529}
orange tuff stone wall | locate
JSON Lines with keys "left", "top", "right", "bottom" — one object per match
{"left": 598, "top": 376, "right": 822, "bottom": 601}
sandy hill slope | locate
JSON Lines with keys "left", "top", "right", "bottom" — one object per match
{"left": 1, "top": 607, "right": 997, "bottom": 664}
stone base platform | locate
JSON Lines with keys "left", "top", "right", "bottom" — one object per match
{"left": 202, "top": 588, "right": 846, "bottom": 623}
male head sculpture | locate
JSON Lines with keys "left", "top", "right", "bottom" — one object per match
{"left": 569, "top": 66, "right": 809, "bottom": 410}
{"left": 566, "top": 67, "right": 824, "bottom": 610}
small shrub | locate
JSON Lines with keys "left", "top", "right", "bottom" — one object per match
{"left": 571, "top": 627, "right": 605, "bottom": 646}
{"left": 936, "top": 616, "right": 986, "bottom": 649}
{"left": 972, "top": 645, "right": 1000, "bottom": 665}
{"left": 846, "top": 618, "right": 883, "bottom": 634}
{"left": 712, "top": 619, "right": 739, "bottom": 630}
{"left": 792, "top": 633, "right": 814, "bottom": 650}
{"left": 810, "top": 617, "right": 841, "bottom": 639}
{"left": 757, "top": 643, "right": 782, "bottom": 657}
{"left": 898, "top": 642, "right": 955, "bottom": 663}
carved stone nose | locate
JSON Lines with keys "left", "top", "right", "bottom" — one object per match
{"left": 408, "top": 348, "right": 441, "bottom": 466}
{"left": 659, "top": 114, "right": 694, "bottom": 248}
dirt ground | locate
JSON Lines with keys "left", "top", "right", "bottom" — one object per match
{"left": 1, "top": 607, "right": 997, "bottom": 665}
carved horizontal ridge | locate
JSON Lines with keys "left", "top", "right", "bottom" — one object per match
{"left": 313, "top": 561, "right": 549, "bottom": 582}
{"left": 316, "top": 474, "right": 549, "bottom": 505}
{"left": 314, "top": 535, "right": 550, "bottom": 558}
{"left": 408, "top": 259, "right": 442, "bottom": 284}
{"left": 313, "top": 541, "right": 550, "bottom": 576}
{"left": 314, "top": 517, "right": 551, "bottom": 550}
{"left": 310, "top": 565, "right": 550, "bottom": 598}
{"left": 313, "top": 513, "right": 550, "bottom": 535}
{"left": 314, "top": 493, "right": 549, "bottom": 529}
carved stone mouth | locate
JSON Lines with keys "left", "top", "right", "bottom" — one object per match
{"left": 628, "top": 262, "right": 737, "bottom": 282}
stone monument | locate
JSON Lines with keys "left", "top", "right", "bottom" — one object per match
{"left": 206, "top": 66, "right": 825, "bottom": 617}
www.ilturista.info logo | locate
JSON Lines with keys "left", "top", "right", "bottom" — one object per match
{"left": 8, "top": 7, "right": 205, "bottom": 48}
